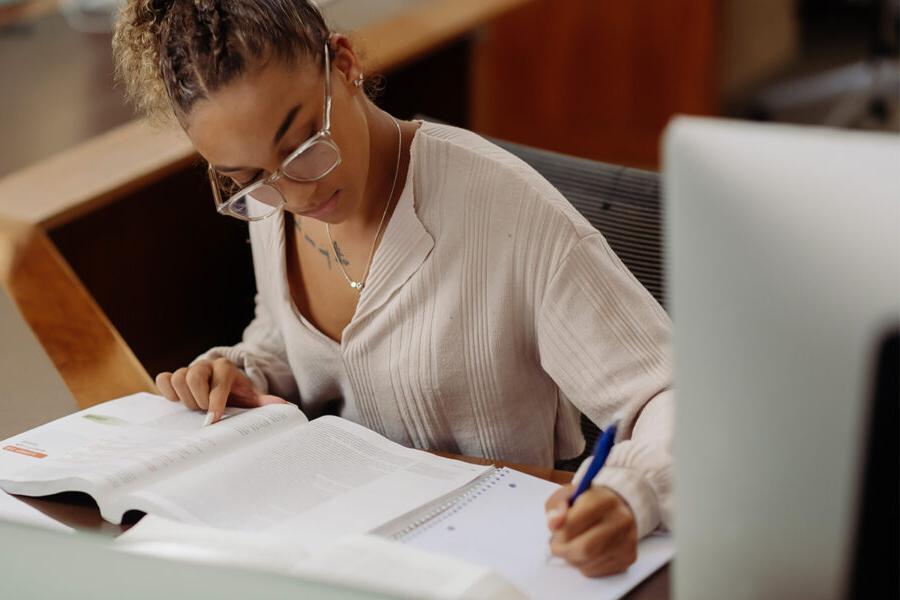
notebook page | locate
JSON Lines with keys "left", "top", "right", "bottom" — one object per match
{"left": 401, "top": 468, "right": 674, "bottom": 600}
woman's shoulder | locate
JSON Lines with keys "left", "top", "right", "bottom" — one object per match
{"left": 413, "top": 121, "right": 595, "bottom": 238}
{"left": 415, "top": 120, "right": 549, "bottom": 189}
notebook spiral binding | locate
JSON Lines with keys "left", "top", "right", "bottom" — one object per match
{"left": 390, "top": 467, "right": 511, "bottom": 541}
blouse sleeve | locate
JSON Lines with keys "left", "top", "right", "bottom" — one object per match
{"left": 536, "top": 232, "right": 673, "bottom": 538}
{"left": 193, "top": 293, "right": 299, "bottom": 403}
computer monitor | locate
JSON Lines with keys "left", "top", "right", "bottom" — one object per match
{"left": 0, "top": 284, "right": 78, "bottom": 439}
{"left": 664, "top": 117, "right": 899, "bottom": 600}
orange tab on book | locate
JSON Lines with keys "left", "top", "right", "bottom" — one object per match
{"left": 3, "top": 445, "right": 47, "bottom": 459}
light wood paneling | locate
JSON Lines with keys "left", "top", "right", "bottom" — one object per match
{"left": 0, "top": 0, "right": 56, "bottom": 28}
{"left": 0, "top": 120, "right": 194, "bottom": 229}
{"left": 6, "top": 228, "right": 155, "bottom": 408}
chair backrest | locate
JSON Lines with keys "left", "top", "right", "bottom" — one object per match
{"left": 489, "top": 138, "right": 665, "bottom": 469}
{"left": 491, "top": 139, "right": 666, "bottom": 309}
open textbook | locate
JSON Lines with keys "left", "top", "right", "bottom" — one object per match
{"left": 0, "top": 393, "right": 491, "bottom": 549}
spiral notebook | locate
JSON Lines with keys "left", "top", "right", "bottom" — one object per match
{"left": 118, "top": 466, "right": 673, "bottom": 600}
{"left": 376, "top": 467, "right": 674, "bottom": 600}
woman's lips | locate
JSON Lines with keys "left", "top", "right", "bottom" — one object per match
{"left": 299, "top": 190, "right": 341, "bottom": 219}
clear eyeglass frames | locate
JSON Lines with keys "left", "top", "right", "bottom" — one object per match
{"left": 207, "top": 41, "right": 341, "bottom": 222}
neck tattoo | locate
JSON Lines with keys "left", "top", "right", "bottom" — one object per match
{"left": 293, "top": 218, "right": 349, "bottom": 270}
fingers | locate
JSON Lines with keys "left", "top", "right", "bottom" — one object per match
{"left": 544, "top": 485, "right": 573, "bottom": 531}
{"left": 186, "top": 363, "right": 212, "bottom": 410}
{"left": 548, "top": 486, "right": 638, "bottom": 577}
{"left": 557, "top": 487, "right": 625, "bottom": 542}
{"left": 574, "top": 539, "right": 637, "bottom": 577}
{"left": 550, "top": 522, "right": 637, "bottom": 577}
{"left": 155, "top": 361, "right": 215, "bottom": 413}
{"left": 154, "top": 359, "right": 277, "bottom": 425}
{"left": 207, "top": 358, "right": 237, "bottom": 423}
{"left": 169, "top": 367, "right": 199, "bottom": 410}
{"left": 226, "top": 367, "right": 286, "bottom": 408}
{"left": 155, "top": 372, "right": 177, "bottom": 402}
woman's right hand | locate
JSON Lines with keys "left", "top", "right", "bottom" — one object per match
{"left": 155, "top": 357, "right": 288, "bottom": 424}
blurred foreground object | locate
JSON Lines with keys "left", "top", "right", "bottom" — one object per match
{"left": 666, "top": 117, "right": 899, "bottom": 600}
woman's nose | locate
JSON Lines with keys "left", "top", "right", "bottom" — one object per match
{"left": 278, "top": 178, "right": 317, "bottom": 208}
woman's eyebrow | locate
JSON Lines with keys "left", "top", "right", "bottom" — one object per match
{"left": 212, "top": 104, "right": 302, "bottom": 173}
{"left": 272, "top": 104, "right": 301, "bottom": 146}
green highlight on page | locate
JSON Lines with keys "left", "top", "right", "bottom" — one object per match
{"left": 81, "top": 414, "right": 131, "bottom": 426}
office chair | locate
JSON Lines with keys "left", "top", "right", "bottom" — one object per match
{"left": 489, "top": 138, "right": 665, "bottom": 471}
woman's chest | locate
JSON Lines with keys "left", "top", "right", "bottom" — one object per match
{"left": 286, "top": 221, "right": 368, "bottom": 344}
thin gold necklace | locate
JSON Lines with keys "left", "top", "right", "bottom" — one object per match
{"left": 327, "top": 116, "right": 401, "bottom": 293}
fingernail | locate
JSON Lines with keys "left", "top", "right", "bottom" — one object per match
{"left": 202, "top": 412, "right": 216, "bottom": 427}
{"left": 546, "top": 508, "right": 562, "bottom": 524}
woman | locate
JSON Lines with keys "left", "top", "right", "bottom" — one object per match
{"left": 113, "top": 0, "right": 673, "bottom": 577}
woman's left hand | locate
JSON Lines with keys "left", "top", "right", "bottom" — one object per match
{"left": 544, "top": 483, "right": 638, "bottom": 577}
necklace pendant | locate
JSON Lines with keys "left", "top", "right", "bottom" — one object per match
{"left": 350, "top": 281, "right": 364, "bottom": 292}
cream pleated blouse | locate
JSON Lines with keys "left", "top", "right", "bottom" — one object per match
{"left": 197, "top": 121, "right": 674, "bottom": 538}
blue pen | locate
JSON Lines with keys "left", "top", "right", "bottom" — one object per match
{"left": 568, "top": 418, "right": 619, "bottom": 506}
{"left": 546, "top": 417, "right": 621, "bottom": 564}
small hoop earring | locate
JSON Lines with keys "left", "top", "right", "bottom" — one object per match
{"left": 353, "top": 74, "right": 365, "bottom": 88}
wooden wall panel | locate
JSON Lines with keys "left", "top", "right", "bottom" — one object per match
{"left": 470, "top": 0, "right": 720, "bottom": 169}
{"left": 49, "top": 167, "right": 257, "bottom": 379}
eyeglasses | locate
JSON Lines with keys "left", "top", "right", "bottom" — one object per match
{"left": 207, "top": 42, "right": 341, "bottom": 222}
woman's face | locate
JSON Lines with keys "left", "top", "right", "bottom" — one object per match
{"left": 185, "top": 43, "right": 370, "bottom": 225}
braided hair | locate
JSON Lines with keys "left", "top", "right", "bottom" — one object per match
{"left": 113, "top": 0, "right": 331, "bottom": 125}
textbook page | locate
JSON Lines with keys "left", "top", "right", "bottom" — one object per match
{"left": 0, "top": 393, "right": 193, "bottom": 478}
{"left": 128, "top": 416, "right": 491, "bottom": 549}
{"left": 115, "top": 515, "right": 525, "bottom": 600}
{"left": 401, "top": 468, "right": 674, "bottom": 600}
{"left": 0, "top": 394, "right": 304, "bottom": 508}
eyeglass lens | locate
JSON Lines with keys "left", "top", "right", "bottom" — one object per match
{"left": 228, "top": 184, "right": 283, "bottom": 219}
{"left": 229, "top": 141, "right": 340, "bottom": 219}
{"left": 283, "top": 140, "right": 340, "bottom": 181}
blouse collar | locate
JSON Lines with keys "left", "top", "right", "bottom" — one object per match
{"left": 347, "top": 122, "right": 434, "bottom": 332}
